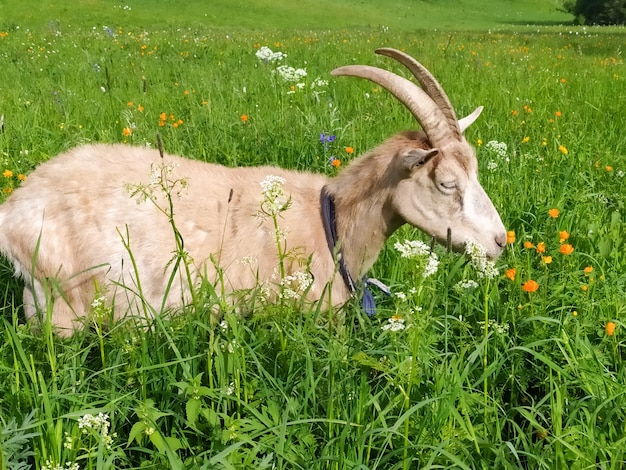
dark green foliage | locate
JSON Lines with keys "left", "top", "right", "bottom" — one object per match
{"left": 563, "top": 0, "right": 626, "bottom": 24}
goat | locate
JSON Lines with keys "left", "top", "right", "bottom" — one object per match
{"left": 0, "top": 48, "right": 507, "bottom": 335}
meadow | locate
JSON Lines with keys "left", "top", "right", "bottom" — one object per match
{"left": 0, "top": 1, "right": 626, "bottom": 469}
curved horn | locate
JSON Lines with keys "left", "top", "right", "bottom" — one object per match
{"left": 375, "top": 47, "right": 461, "bottom": 139}
{"left": 331, "top": 65, "right": 455, "bottom": 146}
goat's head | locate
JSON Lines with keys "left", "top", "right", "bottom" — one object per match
{"left": 332, "top": 48, "right": 507, "bottom": 259}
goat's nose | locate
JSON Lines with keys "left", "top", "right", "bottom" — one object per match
{"left": 495, "top": 232, "right": 507, "bottom": 249}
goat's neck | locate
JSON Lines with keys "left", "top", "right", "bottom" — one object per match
{"left": 326, "top": 154, "right": 403, "bottom": 279}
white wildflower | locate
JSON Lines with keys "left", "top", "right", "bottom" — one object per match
{"left": 394, "top": 239, "right": 430, "bottom": 258}
{"left": 274, "top": 65, "right": 307, "bottom": 82}
{"left": 260, "top": 175, "right": 289, "bottom": 215}
{"left": 487, "top": 160, "right": 498, "bottom": 171}
{"left": 41, "top": 461, "right": 80, "bottom": 470}
{"left": 465, "top": 241, "right": 499, "bottom": 279}
{"left": 311, "top": 77, "right": 329, "bottom": 89}
{"left": 485, "top": 140, "right": 508, "bottom": 159}
{"left": 225, "top": 382, "right": 235, "bottom": 396}
{"left": 454, "top": 279, "right": 479, "bottom": 293}
{"left": 617, "top": 170, "right": 624, "bottom": 178}
{"left": 394, "top": 291, "right": 407, "bottom": 302}
{"left": 423, "top": 252, "right": 439, "bottom": 278}
{"left": 255, "top": 46, "right": 286, "bottom": 63}
{"left": 478, "top": 319, "right": 510, "bottom": 335}
{"left": 77, "top": 412, "right": 114, "bottom": 449}
{"left": 219, "top": 320, "right": 228, "bottom": 331}
{"left": 279, "top": 271, "right": 313, "bottom": 299}
{"left": 144, "top": 427, "right": 155, "bottom": 436}
{"left": 382, "top": 315, "right": 406, "bottom": 332}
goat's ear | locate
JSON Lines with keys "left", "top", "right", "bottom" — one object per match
{"left": 401, "top": 148, "right": 439, "bottom": 171}
{"left": 458, "top": 106, "right": 483, "bottom": 133}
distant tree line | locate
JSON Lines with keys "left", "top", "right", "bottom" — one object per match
{"left": 562, "top": 0, "right": 626, "bottom": 25}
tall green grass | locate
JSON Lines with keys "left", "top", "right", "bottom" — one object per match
{"left": 0, "top": 10, "right": 625, "bottom": 470}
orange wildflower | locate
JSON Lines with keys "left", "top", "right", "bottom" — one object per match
{"left": 344, "top": 146, "right": 354, "bottom": 154}
{"left": 522, "top": 280, "right": 539, "bottom": 293}
{"left": 127, "top": 101, "right": 134, "bottom": 107}
{"left": 606, "top": 165, "right": 613, "bottom": 172}
{"left": 524, "top": 241, "right": 534, "bottom": 249}
{"left": 506, "top": 230, "right": 516, "bottom": 244}
{"left": 536, "top": 242, "right": 546, "bottom": 253}
{"left": 559, "top": 230, "right": 570, "bottom": 243}
{"left": 2, "top": 169, "right": 13, "bottom": 178}
{"left": 555, "top": 111, "right": 562, "bottom": 117}
{"left": 559, "top": 244, "right": 574, "bottom": 255}
{"left": 17, "top": 174, "right": 27, "bottom": 181}
{"left": 584, "top": 266, "right": 593, "bottom": 274}
{"left": 548, "top": 208, "right": 560, "bottom": 218}
{"left": 240, "top": 114, "right": 248, "bottom": 123}
{"left": 542, "top": 256, "right": 552, "bottom": 264}
{"left": 331, "top": 158, "right": 341, "bottom": 168}
{"left": 581, "top": 284, "right": 588, "bottom": 291}
{"left": 505, "top": 268, "right": 516, "bottom": 280}
{"left": 122, "top": 127, "right": 132, "bottom": 137}
{"left": 606, "top": 321, "right": 616, "bottom": 336}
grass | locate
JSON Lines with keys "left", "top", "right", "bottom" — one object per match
{"left": 1, "top": 1, "right": 626, "bottom": 469}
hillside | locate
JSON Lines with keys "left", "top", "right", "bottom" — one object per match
{"left": 1, "top": 0, "right": 573, "bottom": 31}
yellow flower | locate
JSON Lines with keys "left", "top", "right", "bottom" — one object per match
{"left": 3, "top": 169, "right": 13, "bottom": 178}
{"left": 606, "top": 165, "right": 613, "bottom": 172}
{"left": 606, "top": 321, "right": 616, "bottom": 336}
{"left": 505, "top": 268, "right": 516, "bottom": 280}
{"left": 584, "top": 266, "right": 593, "bottom": 274}
{"left": 558, "top": 145, "right": 568, "bottom": 155}
{"left": 548, "top": 208, "right": 560, "bottom": 218}
{"left": 506, "top": 230, "right": 516, "bottom": 244}
{"left": 536, "top": 242, "right": 546, "bottom": 253}
{"left": 522, "top": 136, "right": 530, "bottom": 143}
{"left": 522, "top": 280, "right": 539, "bottom": 293}
{"left": 559, "top": 230, "right": 570, "bottom": 243}
{"left": 523, "top": 241, "right": 534, "bottom": 249}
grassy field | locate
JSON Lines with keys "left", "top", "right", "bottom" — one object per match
{"left": 1, "top": 0, "right": 626, "bottom": 469}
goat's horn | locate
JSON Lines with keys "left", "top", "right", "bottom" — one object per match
{"left": 375, "top": 48, "right": 461, "bottom": 139}
{"left": 331, "top": 65, "right": 455, "bottom": 146}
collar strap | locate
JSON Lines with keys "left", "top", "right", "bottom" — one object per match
{"left": 320, "top": 186, "right": 356, "bottom": 292}
{"left": 320, "top": 186, "right": 390, "bottom": 316}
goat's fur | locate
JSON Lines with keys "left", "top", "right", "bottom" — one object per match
{"left": 0, "top": 49, "right": 507, "bottom": 335}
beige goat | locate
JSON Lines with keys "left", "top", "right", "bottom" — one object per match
{"left": 0, "top": 48, "right": 507, "bottom": 335}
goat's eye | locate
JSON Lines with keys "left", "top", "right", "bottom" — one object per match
{"left": 439, "top": 181, "right": 457, "bottom": 193}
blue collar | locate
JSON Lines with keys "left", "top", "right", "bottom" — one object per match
{"left": 320, "top": 186, "right": 389, "bottom": 316}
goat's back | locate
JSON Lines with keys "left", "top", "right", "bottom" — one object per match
{"left": 0, "top": 144, "right": 337, "bottom": 328}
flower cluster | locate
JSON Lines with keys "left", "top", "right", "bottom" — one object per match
{"left": 259, "top": 174, "right": 289, "bottom": 215}
{"left": 158, "top": 112, "right": 184, "bottom": 128}
{"left": 255, "top": 46, "right": 286, "bottom": 63}
{"left": 465, "top": 241, "right": 498, "bottom": 279}
{"left": 279, "top": 271, "right": 313, "bottom": 299}
{"left": 381, "top": 315, "right": 406, "bottom": 332}
{"left": 274, "top": 65, "right": 307, "bottom": 82}
{"left": 485, "top": 140, "right": 508, "bottom": 159}
{"left": 78, "top": 412, "right": 114, "bottom": 449}
{"left": 41, "top": 461, "right": 79, "bottom": 470}
{"left": 394, "top": 239, "right": 439, "bottom": 278}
